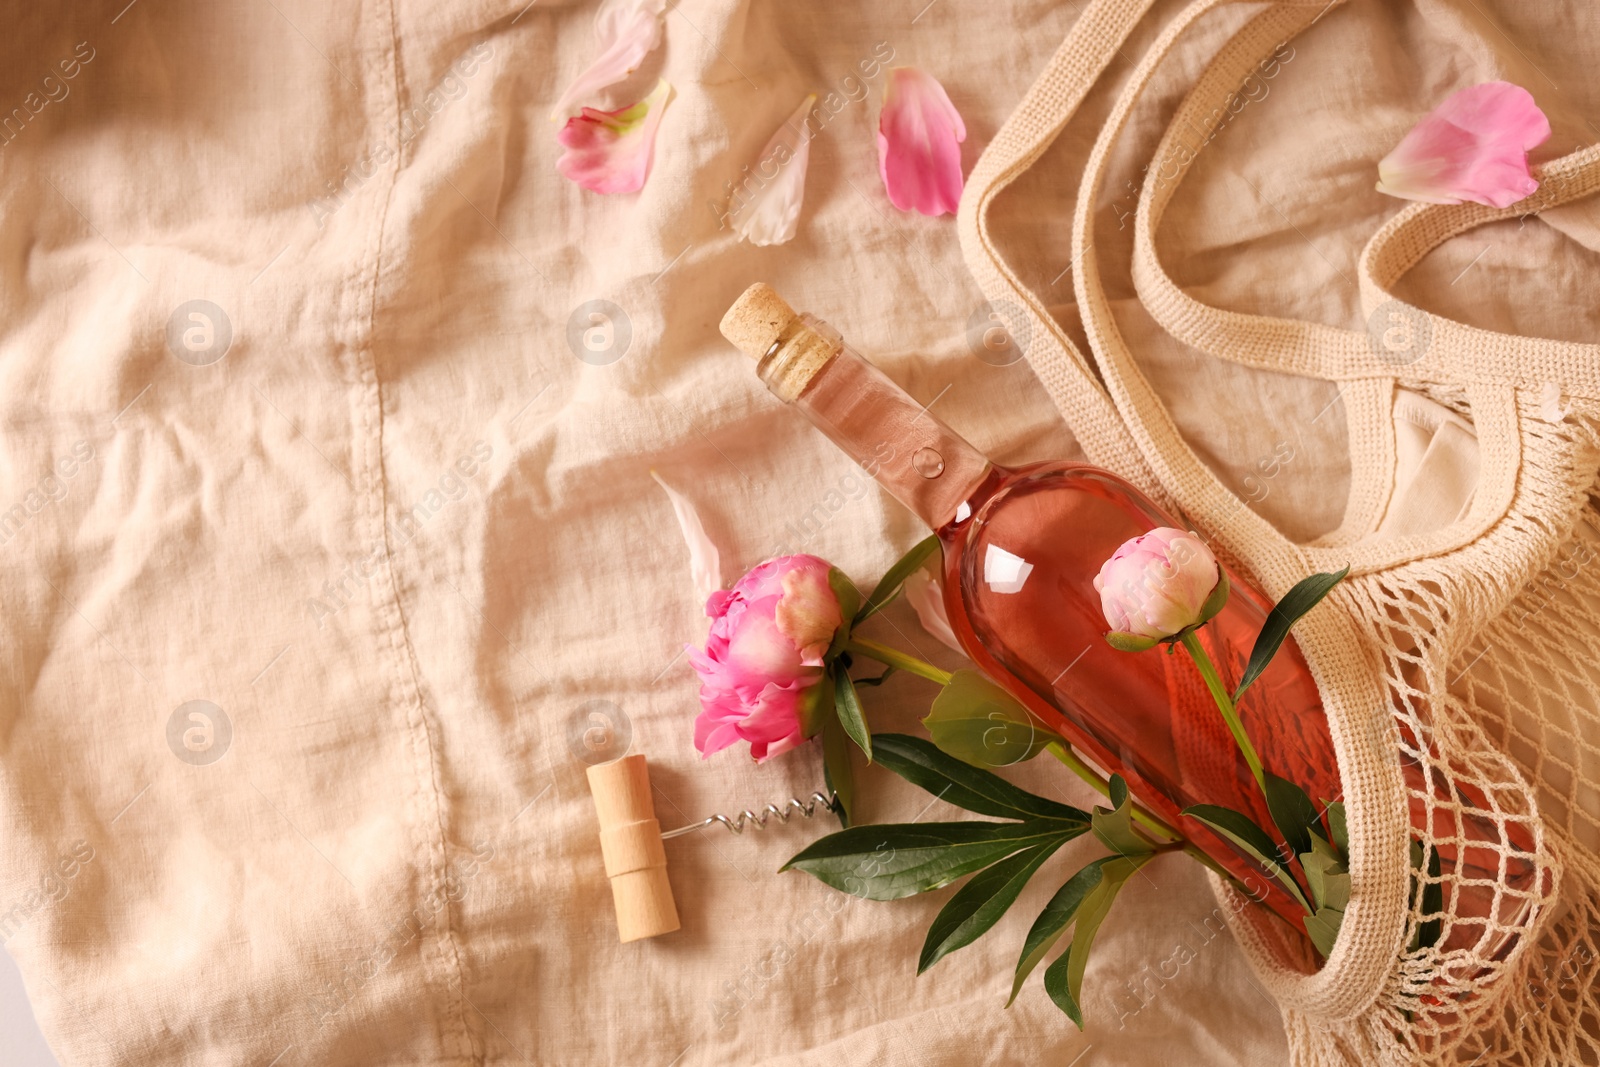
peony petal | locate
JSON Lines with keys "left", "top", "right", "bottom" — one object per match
{"left": 735, "top": 682, "right": 807, "bottom": 745}
{"left": 772, "top": 564, "right": 843, "bottom": 665}
{"left": 750, "top": 730, "right": 806, "bottom": 763}
{"left": 1541, "top": 381, "right": 1569, "bottom": 423}
{"left": 903, "top": 567, "right": 963, "bottom": 654}
{"left": 557, "top": 79, "right": 672, "bottom": 195}
{"left": 734, "top": 554, "right": 830, "bottom": 603}
{"left": 724, "top": 607, "right": 808, "bottom": 685}
{"left": 694, "top": 713, "right": 743, "bottom": 758}
{"left": 651, "top": 469, "right": 724, "bottom": 606}
{"left": 549, "top": 0, "right": 668, "bottom": 120}
{"left": 734, "top": 94, "right": 817, "bottom": 246}
{"left": 1376, "top": 81, "right": 1550, "bottom": 208}
{"left": 877, "top": 67, "right": 966, "bottom": 216}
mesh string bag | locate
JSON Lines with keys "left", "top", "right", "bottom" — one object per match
{"left": 957, "top": 0, "right": 1600, "bottom": 1062}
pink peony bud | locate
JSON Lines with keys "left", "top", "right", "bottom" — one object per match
{"left": 689, "top": 554, "right": 844, "bottom": 761}
{"left": 1093, "top": 528, "right": 1227, "bottom": 651}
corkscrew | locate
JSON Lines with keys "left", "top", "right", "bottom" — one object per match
{"left": 659, "top": 790, "right": 837, "bottom": 839}
{"left": 585, "top": 754, "right": 836, "bottom": 943}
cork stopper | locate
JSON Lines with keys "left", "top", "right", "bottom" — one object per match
{"left": 586, "top": 754, "right": 680, "bottom": 943}
{"left": 720, "top": 283, "right": 798, "bottom": 359}
{"left": 719, "top": 283, "right": 839, "bottom": 401}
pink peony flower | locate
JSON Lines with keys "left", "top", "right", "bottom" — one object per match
{"left": 689, "top": 554, "right": 844, "bottom": 761}
{"left": 1094, "top": 528, "right": 1227, "bottom": 651}
{"left": 556, "top": 79, "right": 672, "bottom": 194}
{"left": 1376, "top": 81, "right": 1550, "bottom": 209}
{"left": 877, "top": 67, "right": 966, "bottom": 216}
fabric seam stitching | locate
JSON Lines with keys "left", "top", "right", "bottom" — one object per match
{"left": 354, "top": 0, "right": 481, "bottom": 1060}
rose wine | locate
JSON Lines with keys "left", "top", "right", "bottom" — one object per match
{"left": 720, "top": 284, "right": 1535, "bottom": 952}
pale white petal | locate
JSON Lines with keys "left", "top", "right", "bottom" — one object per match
{"left": 735, "top": 94, "right": 816, "bottom": 247}
{"left": 904, "top": 568, "right": 964, "bottom": 654}
{"left": 1540, "top": 381, "right": 1569, "bottom": 423}
{"left": 550, "top": 0, "right": 668, "bottom": 120}
{"left": 651, "top": 470, "right": 723, "bottom": 603}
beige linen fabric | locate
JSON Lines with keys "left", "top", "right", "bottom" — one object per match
{"left": 0, "top": 0, "right": 1595, "bottom": 1065}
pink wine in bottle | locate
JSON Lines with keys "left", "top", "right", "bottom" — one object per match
{"left": 719, "top": 283, "right": 1534, "bottom": 953}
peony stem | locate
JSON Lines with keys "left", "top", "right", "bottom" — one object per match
{"left": 1179, "top": 631, "right": 1267, "bottom": 795}
{"left": 843, "top": 637, "right": 953, "bottom": 686}
{"left": 1045, "top": 743, "right": 1178, "bottom": 842}
{"left": 1180, "top": 842, "right": 1256, "bottom": 893}
{"left": 1046, "top": 744, "right": 1256, "bottom": 892}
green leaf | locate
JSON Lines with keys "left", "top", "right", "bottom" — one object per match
{"left": 820, "top": 711, "right": 855, "bottom": 828}
{"left": 782, "top": 820, "right": 1078, "bottom": 900}
{"left": 853, "top": 666, "right": 897, "bottom": 687}
{"left": 856, "top": 535, "right": 940, "bottom": 624}
{"left": 1195, "top": 570, "right": 1231, "bottom": 627}
{"left": 1008, "top": 859, "right": 1110, "bottom": 1006}
{"left": 833, "top": 668, "right": 872, "bottom": 762}
{"left": 1301, "top": 837, "right": 1348, "bottom": 912}
{"left": 797, "top": 667, "right": 835, "bottom": 739}
{"left": 1043, "top": 943, "right": 1085, "bottom": 1028}
{"left": 1307, "top": 829, "right": 1342, "bottom": 866}
{"left": 1234, "top": 567, "right": 1350, "bottom": 701}
{"left": 1091, "top": 775, "right": 1157, "bottom": 857}
{"left": 922, "top": 670, "right": 1064, "bottom": 769}
{"left": 1042, "top": 853, "right": 1152, "bottom": 1029}
{"left": 1263, "top": 772, "right": 1321, "bottom": 858}
{"left": 1324, "top": 800, "right": 1348, "bottom": 855}
{"left": 825, "top": 568, "right": 863, "bottom": 659}
{"left": 918, "top": 839, "right": 1066, "bottom": 973}
{"left": 1183, "top": 803, "right": 1311, "bottom": 912}
{"left": 1183, "top": 804, "right": 1283, "bottom": 867}
{"left": 1311, "top": 864, "right": 1351, "bottom": 914}
{"left": 1105, "top": 631, "right": 1158, "bottom": 652}
{"left": 1303, "top": 906, "right": 1344, "bottom": 957}
{"left": 873, "top": 734, "right": 1091, "bottom": 824}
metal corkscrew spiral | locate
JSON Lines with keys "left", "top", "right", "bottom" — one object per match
{"left": 660, "top": 791, "right": 838, "bottom": 840}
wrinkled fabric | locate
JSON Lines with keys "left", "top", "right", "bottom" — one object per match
{"left": 0, "top": 1, "right": 1597, "bottom": 1065}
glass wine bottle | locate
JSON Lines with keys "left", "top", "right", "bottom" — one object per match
{"left": 719, "top": 283, "right": 1535, "bottom": 957}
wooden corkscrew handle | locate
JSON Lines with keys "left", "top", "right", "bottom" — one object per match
{"left": 585, "top": 754, "right": 680, "bottom": 943}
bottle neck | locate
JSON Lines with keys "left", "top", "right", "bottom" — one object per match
{"left": 758, "top": 315, "right": 993, "bottom": 530}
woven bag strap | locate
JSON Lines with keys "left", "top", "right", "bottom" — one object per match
{"left": 1133, "top": 126, "right": 1600, "bottom": 393}
{"left": 955, "top": 0, "right": 1172, "bottom": 509}
{"left": 1121, "top": 4, "right": 1600, "bottom": 574}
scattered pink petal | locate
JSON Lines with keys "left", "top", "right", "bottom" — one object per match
{"left": 549, "top": 0, "right": 668, "bottom": 121}
{"left": 651, "top": 470, "right": 722, "bottom": 605}
{"left": 557, "top": 79, "right": 672, "bottom": 194}
{"left": 877, "top": 67, "right": 966, "bottom": 216}
{"left": 735, "top": 94, "right": 817, "bottom": 246}
{"left": 1376, "top": 81, "right": 1550, "bottom": 208}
